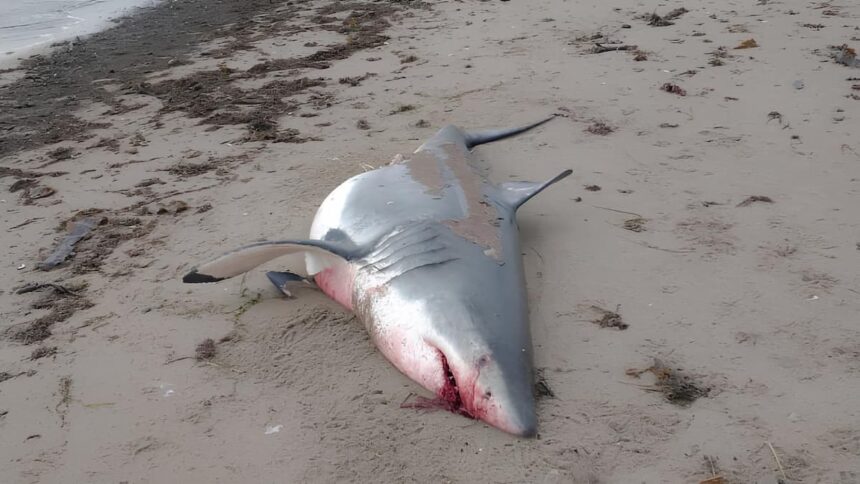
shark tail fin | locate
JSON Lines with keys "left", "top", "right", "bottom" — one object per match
{"left": 498, "top": 169, "right": 573, "bottom": 212}
{"left": 464, "top": 115, "right": 556, "bottom": 149}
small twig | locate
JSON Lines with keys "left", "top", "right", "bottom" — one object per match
{"left": 622, "top": 237, "right": 695, "bottom": 253}
{"left": 616, "top": 380, "right": 658, "bottom": 389}
{"left": 8, "top": 218, "right": 42, "bottom": 230}
{"left": 766, "top": 441, "right": 788, "bottom": 481}
{"left": 15, "top": 283, "right": 81, "bottom": 296}
{"left": 146, "top": 184, "right": 221, "bottom": 204}
{"left": 400, "top": 392, "right": 416, "bottom": 407}
{"left": 165, "top": 356, "right": 193, "bottom": 365}
{"left": 529, "top": 246, "right": 544, "bottom": 264}
{"left": 705, "top": 455, "right": 717, "bottom": 477}
{"left": 443, "top": 81, "right": 505, "bottom": 101}
{"left": 0, "top": 371, "right": 28, "bottom": 382}
{"left": 737, "top": 195, "right": 774, "bottom": 207}
{"left": 107, "top": 157, "right": 158, "bottom": 169}
{"left": 592, "top": 205, "right": 644, "bottom": 218}
{"left": 123, "top": 183, "right": 221, "bottom": 211}
{"left": 591, "top": 43, "right": 638, "bottom": 54}
{"left": 639, "top": 242, "right": 694, "bottom": 253}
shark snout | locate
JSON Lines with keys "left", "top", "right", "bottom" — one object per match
{"left": 474, "top": 378, "right": 537, "bottom": 438}
{"left": 448, "top": 352, "right": 538, "bottom": 438}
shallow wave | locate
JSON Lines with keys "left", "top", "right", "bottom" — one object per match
{"left": 0, "top": 0, "right": 155, "bottom": 64}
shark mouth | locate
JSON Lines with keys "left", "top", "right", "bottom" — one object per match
{"left": 401, "top": 349, "right": 475, "bottom": 419}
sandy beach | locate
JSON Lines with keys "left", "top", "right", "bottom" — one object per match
{"left": 1, "top": 0, "right": 859, "bottom": 482}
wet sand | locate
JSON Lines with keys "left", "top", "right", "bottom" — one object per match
{"left": 1, "top": 0, "right": 859, "bottom": 482}
{"left": 0, "top": 0, "right": 159, "bottom": 66}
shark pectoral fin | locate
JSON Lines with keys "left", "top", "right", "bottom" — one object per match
{"left": 464, "top": 115, "right": 557, "bottom": 149}
{"left": 266, "top": 271, "right": 311, "bottom": 298}
{"left": 499, "top": 169, "right": 573, "bottom": 211}
{"left": 182, "top": 240, "right": 352, "bottom": 284}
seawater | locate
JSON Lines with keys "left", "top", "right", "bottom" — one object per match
{"left": 0, "top": 0, "right": 158, "bottom": 66}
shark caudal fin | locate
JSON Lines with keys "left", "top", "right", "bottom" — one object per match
{"left": 464, "top": 115, "right": 556, "bottom": 149}
{"left": 498, "top": 169, "right": 573, "bottom": 211}
{"left": 182, "top": 239, "right": 352, "bottom": 283}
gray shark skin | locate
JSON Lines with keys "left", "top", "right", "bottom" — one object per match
{"left": 183, "top": 116, "right": 572, "bottom": 437}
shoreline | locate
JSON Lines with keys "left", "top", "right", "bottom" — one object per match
{"left": 0, "top": 0, "right": 296, "bottom": 157}
{"left": 1, "top": 0, "right": 859, "bottom": 482}
{"left": 0, "top": 0, "right": 161, "bottom": 70}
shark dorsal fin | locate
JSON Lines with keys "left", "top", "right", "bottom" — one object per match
{"left": 498, "top": 169, "right": 573, "bottom": 211}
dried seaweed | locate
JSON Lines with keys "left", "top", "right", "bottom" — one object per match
{"left": 195, "top": 338, "right": 217, "bottom": 360}
{"left": 627, "top": 359, "right": 710, "bottom": 406}
{"left": 661, "top": 83, "right": 687, "bottom": 96}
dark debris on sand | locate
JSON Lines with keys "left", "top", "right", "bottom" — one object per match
{"left": 0, "top": 0, "right": 297, "bottom": 157}
{"left": 167, "top": 161, "right": 220, "bottom": 177}
{"left": 642, "top": 8, "right": 688, "bottom": 27}
{"left": 135, "top": 2, "right": 406, "bottom": 138}
{"left": 339, "top": 72, "right": 377, "bottom": 87}
{"left": 661, "top": 83, "right": 687, "bottom": 96}
{"left": 8, "top": 290, "right": 93, "bottom": 344}
{"left": 622, "top": 217, "right": 646, "bottom": 232}
{"left": 737, "top": 195, "right": 774, "bottom": 207}
{"left": 832, "top": 44, "right": 859, "bottom": 67}
{"left": 245, "top": 118, "right": 321, "bottom": 143}
{"left": 45, "top": 146, "right": 75, "bottom": 162}
{"left": 166, "top": 154, "right": 248, "bottom": 178}
{"left": 390, "top": 104, "right": 417, "bottom": 115}
{"left": 534, "top": 368, "right": 555, "bottom": 399}
{"left": 51, "top": 210, "right": 156, "bottom": 274}
{"left": 590, "top": 305, "right": 628, "bottom": 330}
{"left": 30, "top": 346, "right": 58, "bottom": 360}
{"left": 626, "top": 359, "right": 710, "bottom": 406}
{"left": 195, "top": 338, "right": 217, "bottom": 361}
{"left": 1, "top": 166, "right": 66, "bottom": 180}
{"left": 0, "top": 0, "right": 413, "bottom": 157}
{"left": 89, "top": 137, "right": 121, "bottom": 153}
{"left": 586, "top": 121, "right": 614, "bottom": 135}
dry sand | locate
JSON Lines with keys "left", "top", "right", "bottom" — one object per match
{"left": 1, "top": 0, "right": 859, "bottom": 482}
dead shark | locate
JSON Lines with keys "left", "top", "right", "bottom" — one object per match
{"left": 183, "top": 116, "right": 571, "bottom": 437}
